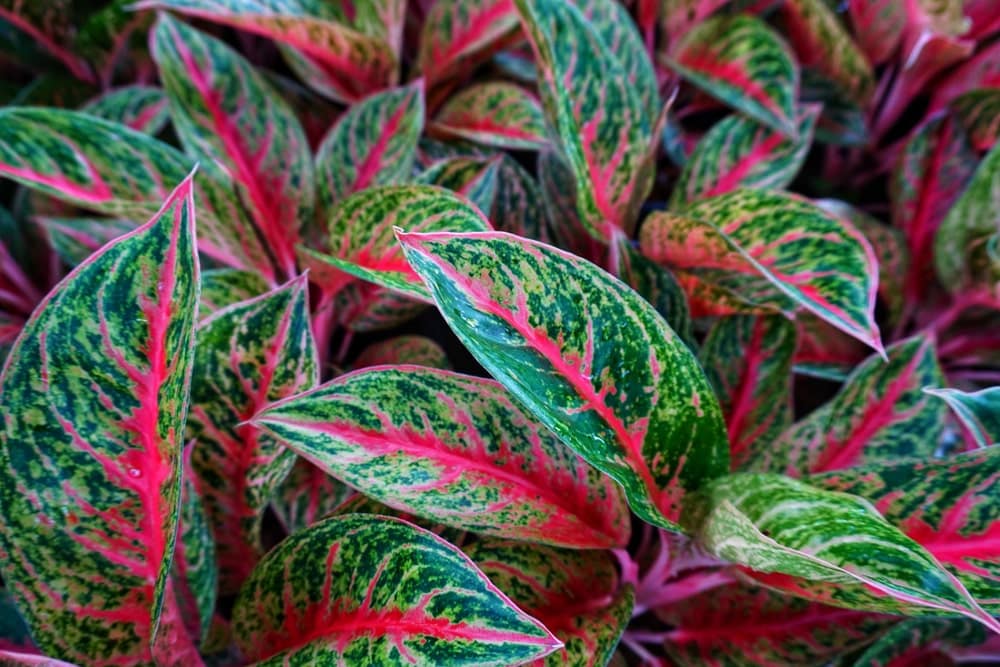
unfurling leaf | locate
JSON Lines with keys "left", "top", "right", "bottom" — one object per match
{"left": 399, "top": 230, "right": 729, "bottom": 531}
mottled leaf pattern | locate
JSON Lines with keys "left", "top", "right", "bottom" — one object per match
{"left": 171, "top": 451, "right": 217, "bottom": 646}
{"left": 253, "top": 366, "right": 631, "bottom": 548}
{"left": 681, "top": 473, "right": 1000, "bottom": 629}
{"left": 197, "top": 269, "right": 269, "bottom": 317}
{"left": 668, "top": 15, "right": 800, "bottom": 137}
{"left": 270, "top": 458, "right": 355, "bottom": 535}
{"left": 491, "top": 155, "right": 550, "bottom": 242}
{"left": 465, "top": 540, "right": 634, "bottom": 666}
{"left": 418, "top": 0, "right": 520, "bottom": 86}
{"left": 432, "top": 82, "right": 548, "bottom": 150}
{"left": 925, "top": 387, "right": 1000, "bottom": 448}
{"left": 418, "top": 156, "right": 501, "bottom": 215}
{"left": 849, "top": 617, "right": 986, "bottom": 667}
{"left": 0, "top": 177, "right": 200, "bottom": 664}
{"left": 82, "top": 85, "right": 169, "bottom": 135}
{"left": 700, "top": 316, "right": 796, "bottom": 470}
{"left": 231, "top": 514, "right": 561, "bottom": 665}
{"left": 353, "top": 335, "right": 450, "bottom": 370}
{"left": 611, "top": 236, "right": 694, "bottom": 347}
{"left": 37, "top": 217, "right": 136, "bottom": 267}
{"left": 640, "top": 189, "right": 883, "bottom": 353}
{"left": 399, "top": 230, "right": 729, "bottom": 531}
{"left": 187, "top": 276, "right": 318, "bottom": 593}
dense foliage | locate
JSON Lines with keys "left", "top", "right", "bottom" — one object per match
{"left": 0, "top": 0, "right": 998, "bottom": 664}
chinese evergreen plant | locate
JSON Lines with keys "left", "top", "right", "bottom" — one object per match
{"left": 0, "top": 0, "right": 998, "bottom": 665}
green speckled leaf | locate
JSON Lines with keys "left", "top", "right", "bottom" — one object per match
{"left": 315, "top": 80, "right": 424, "bottom": 214}
{"left": 37, "top": 217, "right": 136, "bottom": 267}
{"left": 464, "top": 540, "right": 633, "bottom": 666}
{"left": 700, "top": 315, "right": 796, "bottom": 470}
{"left": 925, "top": 386, "right": 1000, "bottom": 448}
{"left": 271, "top": 458, "right": 355, "bottom": 535}
{"left": 670, "top": 107, "right": 819, "bottom": 206}
{"left": 848, "top": 617, "right": 986, "bottom": 667}
{"left": 398, "top": 230, "right": 729, "bottom": 531}
{"left": 253, "top": 366, "right": 630, "bottom": 548}
{"left": 171, "top": 450, "right": 217, "bottom": 646}
{"left": 231, "top": 514, "right": 561, "bottom": 665}
{"left": 491, "top": 155, "right": 550, "bottom": 242}
{"left": 197, "top": 269, "right": 269, "bottom": 317}
{"left": 681, "top": 472, "right": 999, "bottom": 629}
{"left": 0, "top": 177, "right": 201, "bottom": 664}
{"left": 82, "top": 86, "right": 170, "bottom": 135}
{"left": 432, "top": 82, "right": 548, "bottom": 150}
{"left": 953, "top": 89, "right": 1000, "bottom": 152}
{"left": 761, "top": 335, "right": 945, "bottom": 476}
{"left": 516, "top": 0, "right": 652, "bottom": 240}
{"left": 418, "top": 156, "right": 501, "bottom": 215}
{"left": 417, "top": 0, "right": 521, "bottom": 86}
{"left": 188, "top": 276, "right": 318, "bottom": 594}
{"left": 326, "top": 493, "right": 468, "bottom": 545}
{"left": 353, "top": 335, "right": 450, "bottom": 370}
{"left": 640, "top": 189, "right": 883, "bottom": 354}
{"left": 667, "top": 14, "right": 799, "bottom": 137}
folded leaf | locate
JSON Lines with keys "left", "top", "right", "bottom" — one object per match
{"left": 82, "top": 85, "right": 170, "bottom": 135}
{"left": 353, "top": 335, "right": 450, "bottom": 370}
{"left": 253, "top": 366, "right": 630, "bottom": 548}
{"left": 417, "top": 0, "right": 521, "bottom": 86}
{"left": 188, "top": 276, "right": 318, "bottom": 593}
{"left": 640, "top": 189, "right": 883, "bottom": 353}
{"left": 418, "top": 156, "right": 501, "bottom": 215}
{"left": 231, "top": 514, "right": 561, "bottom": 665}
{"left": 682, "top": 473, "right": 1000, "bottom": 630}
{"left": 315, "top": 80, "right": 424, "bottom": 214}
{"left": 814, "top": 447, "right": 1000, "bottom": 613}
{"left": 0, "top": 177, "right": 200, "bottom": 663}
{"left": 432, "top": 82, "right": 547, "bottom": 150}
{"left": 953, "top": 89, "right": 1000, "bottom": 152}
{"left": 464, "top": 540, "right": 634, "bottom": 666}
{"left": 516, "top": 0, "right": 652, "bottom": 240}
{"left": 763, "top": 335, "right": 944, "bottom": 476}
{"left": 398, "top": 230, "right": 729, "bottom": 531}
{"left": 37, "top": 217, "right": 136, "bottom": 267}
{"left": 153, "top": 14, "right": 315, "bottom": 279}
{"left": 700, "top": 315, "right": 796, "bottom": 470}
{"left": 670, "top": 107, "right": 819, "bottom": 206}
{"left": 0, "top": 108, "right": 273, "bottom": 280}
{"left": 925, "top": 386, "right": 1000, "bottom": 448}
{"left": 667, "top": 14, "right": 799, "bottom": 137}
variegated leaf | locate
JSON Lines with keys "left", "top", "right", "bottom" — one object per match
{"left": 417, "top": 0, "right": 521, "bottom": 86}
{"left": 353, "top": 335, "right": 450, "bottom": 369}
{"left": 315, "top": 80, "right": 424, "bottom": 215}
{"left": 271, "top": 458, "right": 355, "bottom": 536}
{"left": 82, "top": 86, "right": 170, "bottom": 135}
{"left": 640, "top": 189, "right": 883, "bottom": 353}
{"left": 188, "top": 276, "right": 318, "bottom": 594}
{"left": 516, "top": 0, "right": 652, "bottom": 240}
{"left": 492, "top": 155, "right": 550, "bottom": 242}
{"left": 667, "top": 14, "right": 799, "bottom": 137}
{"left": 0, "top": 177, "right": 201, "bottom": 664}
{"left": 137, "top": 0, "right": 397, "bottom": 103}
{"left": 891, "top": 116, "right": 976, "bottom": 300}
{"left": 670, "top": 107, "right": 819, "bottom": 206}
{"left": 37, "top": 217, "right": 136, "bottom": 267}
{"left": 849, "top": 617, "right": 986, "bottom": 667}
{"left": 432, "top": 82, "right": 547, "bottom": 150}
{"left": 153, "top": 14, "right": 314, "bottom": 280}
{"left": 682, "top": 472, "right": 1000, "bottom": 629}
{"left": 536, "top": 148, "right": 603, "bottom": 263}
{"left": 464, "top": 540, "right": 634, "bottom": 666}
{"left": 326, "top": 492, "right": 468, "bottom": 545}
{"left": 253, "top": 366, "right": 631, "bottom": 548}
{"left": 778, "top": 0, "right": 875, "bottom": 105}
{"left": 198, "top": 269, "right": 269, "bottom": 317}
{"left": 0, "top": 1, "right": 95, "bottom": 83}
{"left": 398, "top": 230, "right": 729, "bottom": 531}
{"left": 924, "top": 387, "right": 1000, "bottom": 448}
{"left": 0, "top": 108, "right": 273, "bottom": 280}
{"left": 953, "top": 89, "right": 1000, "bottom": 152}
{"left": 231, "top": 514, "right": 561, "bottom": 665}
{"left": 418, "top": 156, "right": 501, "bottom": 215}
{"left": 658, "top": 583, "right": 896, "bottom": 666}
{"left": 935, "top": 139, "right": 1000, "bottom": 290}
{"left": 171, "top": 450, "right": 217, "bottom": 646}
{"left": 847, "top": 0, "right": 904, "bottom": 65}
{"left": 814, "top": 447, "right": 1000, "bottom": 613}
{"left": 657, "top": 0, "right": 729, "bottom": 49}
{"left": 762, "top": 335, "right": 945, "bottom": 476}
{"left": 700, "top": 315, "right": 796, "bottom": 470}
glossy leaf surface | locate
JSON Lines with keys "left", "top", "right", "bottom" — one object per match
{"left": 399, "top": 230, "right": 729, "bottom": 531}
{"left": 925, "top": 387, "right": 1000, "bottom": 448}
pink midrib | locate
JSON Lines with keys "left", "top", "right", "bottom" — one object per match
{"left": 0, "top": 8, "right": 94, "bottom": 84}
{"left": 351, "top": 95, "right": 411, "bottom": 193}
{"left": 424, "top": 0, "right": 515, "bottom": 83}
{"left": 699, "top": 129, "right": 786, "bottom": 199}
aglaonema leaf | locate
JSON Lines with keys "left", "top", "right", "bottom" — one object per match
{"left": 153, "top": 14, "right": 315, "bottom": 280}
{"left": 953, "top": 89, "right": 1000, "bottom": 152}
{"left": 667, "top": 14, "right": 800, "bottom": 137}
{"left": 82, "top": 85, "right": 170, "bottom": 135}
{"left": 699, "top": 315, "right": 796, "bottom": 471}
{"left": 516, "top": 0, "right": 653, "bottom": 241}
{"left": 398, "top": 230, "right": 729, "bottom": 532}
{"left": 252, "top": 366, "right": 631, "bottom": 548}
{"left": 197, "top": 268, "right": 269, "bottom": 317}
{"left": 658, "top": 583, "right": 896, "bottom": 666}
{"left": 171, "top": 448, "right": 217, "bottom": 646}
{"left": 670, "top": 107, "right": 819, "bottom": 207}
{"left": 270, "top": 458, "right": 355, "bottom": 536}
{"left": 137, "top": 0, "right": 397, "bottom": 103}
{"left": 0, "top": 108, "right": 274, "bottom": 281}
{"left": 231, "top": 514, "right": 561, "bottom": 665}
{"left": 417, "top": 156, "right": 501, "bottom": 215}
{"left": 314, "top": 80, "right": 424, "bottom": 216}
{"left": 417, "top": 0, "right": 521, "bottom": 87}
{"left": 37, "top": 217, "right": 136, "bottom": 267}
{"left": 924, "top": 386, "right": 1000, "bottom": 448}
{"left": 353, "top": 335, "right": 450, "bottom": 370}
{"left": 464, "top": 540, "right": 634, "bottom": 666}
{"left": 431, "top": 82, "right": 548, "bottom": 150}
{"left": 847, "top": 0, "right": 904, "bottom": 65}
{"left": 814, "top": 447, "right": 1000, "bottom": 613}
{"left": 639, "top": 189, "right": 883, "bottom": 354}
{"left": 681, "top": 472, "right": 1000, "bottom": 630}
{"left": 848, "top": 617, "right": 987, "bottom": 667}
{"left": 491, "top": 155, "right": 550, "bottom": 243}
{"left": 760, "top": 335, "right": 945, "bottom": 476}
{"left": 187, "top": 276, "right": 318, "bottom": 594}
{"left": 0, "top": 176, "right": 201, "bottom": 664}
